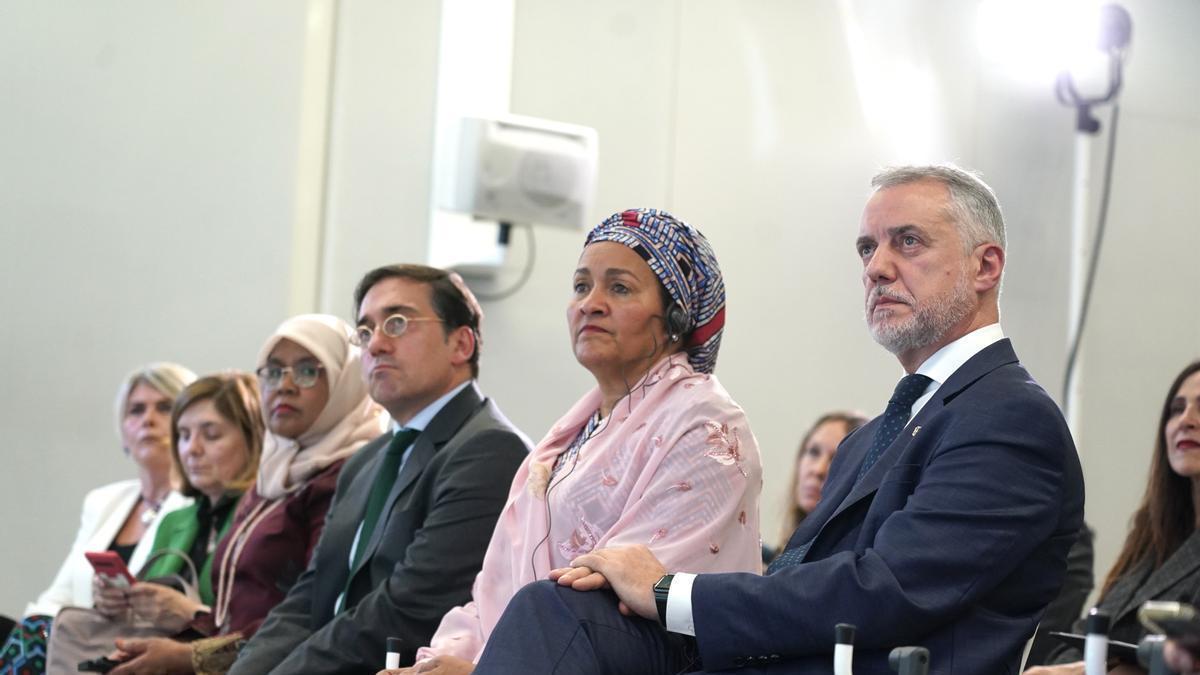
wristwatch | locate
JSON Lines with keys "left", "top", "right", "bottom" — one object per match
{"left": 653, "top": 573, "right": 675, "bottom": 627}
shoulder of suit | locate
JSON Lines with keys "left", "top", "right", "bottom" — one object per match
{"left": 431, "top": 397, "right": 532, "bottom": 458}
{"left": 465, "top": 397, "right": 532, "bottom": 446}
{"left": 160, "top": 491, "right": 192, "bottom": 512}
{"left": 158, "top": 501, "right": 201, "bottom": 527}
{"left": 82, "top": 479, "right": 140, "bottom": 509}
{"left": 965, "top": 360, "right": 1054, "bottom": 405}
{"left": 341, "top": 432, "right": 392, "bottom": 470}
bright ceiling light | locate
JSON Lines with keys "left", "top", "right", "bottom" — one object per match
{"left": 976, "top": 0, "right": 1107, "bottom": 85}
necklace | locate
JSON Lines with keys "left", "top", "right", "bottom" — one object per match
{"left": 139, "top": 494, "right": 165, "bottom": 525}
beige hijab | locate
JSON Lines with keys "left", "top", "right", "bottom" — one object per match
{"left": 255, "top": 314, "right": 386, "bottom": 500}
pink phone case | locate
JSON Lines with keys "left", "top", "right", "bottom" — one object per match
{"left": 84, "top": 551, "right": 135, "bottom": 586}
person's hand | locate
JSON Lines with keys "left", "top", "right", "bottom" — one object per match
{"left": 1023, "top": 662, "right": 1084, "bottom": 674}
{"left": 127, "top": 582, "right": 202, "bottom": 633}
{"left": 548, "top": 565, "right": 600, "bottom": 588}
{"left": 1106, "top": 664, "right": 1145, "bottom": 674}
{"left": 107, "top": 637, "right": 192, "bottom": 675}
{"left": 92, "top": 574, "right": 131, "bottom": 617}
{"left": 1165, "top": 640, "right": 1200, "bottom": 673}
{"left": 557, "top": 544, "right": 666, "bottom": 621}
{"left": 377, "top": 655, "right": 475, "bottom": 674}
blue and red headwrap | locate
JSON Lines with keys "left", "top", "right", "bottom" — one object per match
{"left": 584, "top": 208, "right": 726, "bottom": 374}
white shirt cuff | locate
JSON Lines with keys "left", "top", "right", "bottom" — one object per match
{"left": 665, "top": 572, "right": 697, "bottom": 636}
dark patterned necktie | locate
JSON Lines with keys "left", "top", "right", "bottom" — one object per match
{"left": 768, "top": 373, "right": 932, "bottom": 574}
{"left": 855, "top": 373, "right": 932, "bottom": 482}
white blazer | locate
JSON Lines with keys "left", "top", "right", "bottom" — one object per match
{"left": 24, "top": 480, "right": 192, "bottom": 617}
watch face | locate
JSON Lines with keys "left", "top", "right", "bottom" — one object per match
{"left": 654, "top": 574, "right": 674, "bottom": 592}
{"left": 654, "top": 574, "right": 673, "bottom": 626}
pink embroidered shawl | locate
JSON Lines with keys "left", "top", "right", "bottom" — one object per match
{"left": 417, "top": 354, "right": 762, "bottom": 663}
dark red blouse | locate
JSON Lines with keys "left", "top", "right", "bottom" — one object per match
{"left": 209, "top": 459, "right": 345, "bottom": 638}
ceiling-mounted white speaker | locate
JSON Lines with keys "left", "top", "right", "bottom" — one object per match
{"left": 440, "top": 115, "right": 598, "bottom": 229}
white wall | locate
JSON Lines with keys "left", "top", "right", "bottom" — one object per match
{"left": 2, "top": 0, "right": 1197, "bottom": 620}
{"left": 1072, "top": 0, "right": 1200, "bottom": 586}
{"left": 496, "top": 0, "right": 1200, "bottom": 585}
{"left": 496, "top": 0, "right": 1080, "bottom": 547}
{"left": 317, "top": 0, "right": 443, "bottom": 316}
{"left": 0, "top": 1, "right": 309, "bottom": 615}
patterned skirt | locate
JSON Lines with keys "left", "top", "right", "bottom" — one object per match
{"left": 0, "top": 615, "right": 51, "bottom": 675}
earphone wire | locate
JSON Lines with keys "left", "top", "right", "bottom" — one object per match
{"left": 527, "top": 325, "right": 680, "bottom": 580}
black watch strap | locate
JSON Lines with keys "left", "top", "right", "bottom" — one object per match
{"left": 653, "top": 573, "right": 675, "bottom": 627}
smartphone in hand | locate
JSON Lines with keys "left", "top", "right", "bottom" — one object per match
{"left": 78, "top": 656, "right": 122, "bottom": 672}
{"left": 84, "top": 551, "right": 135, "bottom": 589}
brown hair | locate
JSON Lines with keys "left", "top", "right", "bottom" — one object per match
{"left": 170, "top": 372, "right": 265, "bottom": 499}
{"left": 353, "top": 263, "right": 484, "bottom": 378}
{"left": 1101, "top": 360, "right": 1200, "bottom": 597}
{"left": 776, "top": 411, "right": 869, "bottom": 551}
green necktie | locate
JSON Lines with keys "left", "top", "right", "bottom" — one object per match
{"left": 347, "top": 428, "right": 420, "bottom": 589}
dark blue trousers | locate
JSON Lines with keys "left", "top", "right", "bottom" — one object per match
{"left": 473, "top": 580, "right": 700, "bottom": 674}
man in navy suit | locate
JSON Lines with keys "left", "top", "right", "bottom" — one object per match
{"left": 469, "top": 165, "right": 1085, "bottom": 674}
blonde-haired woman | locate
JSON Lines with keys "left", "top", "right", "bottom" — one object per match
{"left": 91, "top": 372, "right": 265, "bottom": 636}
{"left": 0, "top": 362, "right": 195, "bottom": 674}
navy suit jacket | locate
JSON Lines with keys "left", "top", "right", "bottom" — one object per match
{"left": 692, "top": 340, "right": 1084, "bottom": 674}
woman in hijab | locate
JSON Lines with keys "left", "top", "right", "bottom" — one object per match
{"left": 389, "top": 208, "right": 762, "bottom": 673}
{"left": 107, "top": 315, "right": 384, "bottom": 674}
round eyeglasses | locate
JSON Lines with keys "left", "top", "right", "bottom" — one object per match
{"left": 351, "top": 313, "right": 444, "bottom": 347}
{"left": 256, "top": 363, "right": 325, "bottom": 389}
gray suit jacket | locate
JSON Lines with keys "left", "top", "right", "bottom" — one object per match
{"left": 230, "top": 382, "right": 530, "bottom": 674}
{"left": 1049, "top": 529, "right": 1200, "bottom": 663}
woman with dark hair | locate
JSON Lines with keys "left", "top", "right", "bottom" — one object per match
{"left": 770, "top": 411, "right": 868, "bottom": 559}
{"left": 383, "top": 208, "right": 762, "bottom": 674}
{"left": 0, "top": 363, "right": 196, "bottom": 675}
{"left": 1027, "top": 360, "right": 1200, "bottom": 674}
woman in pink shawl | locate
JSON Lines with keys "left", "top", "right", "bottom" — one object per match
{"left": 389, "top": 208, "right": 762, "bottom": 674}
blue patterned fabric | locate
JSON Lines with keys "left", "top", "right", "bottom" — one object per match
{"left": 550, "top": 411, "right": 602, "bottom": 479}
{"left": 856, "top": 374, "right": 932, "bottom": 482}
{"left": 584, "top": 208, "right": 726, "bottom": 374}
{"left": 0, "top": 614, "right": 51, "bottom": 675}
{"left": 766, "top": 538, "right": 813, "bottom": 573}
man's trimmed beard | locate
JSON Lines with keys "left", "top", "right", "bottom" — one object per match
{"left": 867, "top": 267, "right": 975, "bottom": 356}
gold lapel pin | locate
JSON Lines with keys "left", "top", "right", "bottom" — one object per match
{"left": 911, "top": 425, "right": 922, "bottom": 437}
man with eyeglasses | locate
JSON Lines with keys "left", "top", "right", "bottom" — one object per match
{"left": 230, "top": 264, "right": 531, "bottom": 674}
